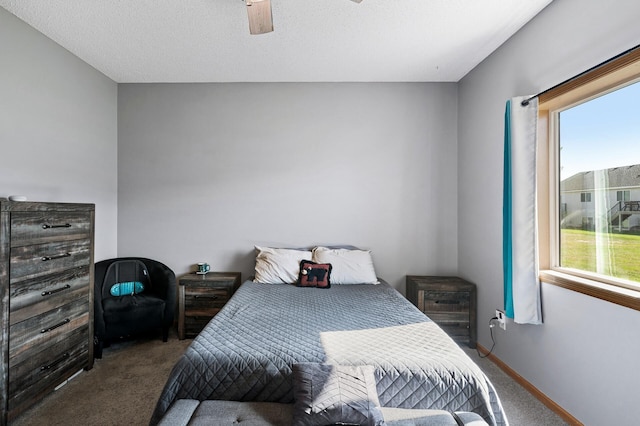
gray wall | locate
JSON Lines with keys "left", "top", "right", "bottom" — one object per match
{"left": 118, "top": 83, "right": 459, "bottom": 288}
{"left": 0, "top": 8, "right": 118, "bottom": 261}
{"left": 458, "top": 0, "right": 640, "bottom": 424}
{"left": 8, "top": 1, "right": 639, "bottom": 422}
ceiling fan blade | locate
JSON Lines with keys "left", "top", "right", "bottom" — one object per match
{"left": 246, "top": 0, "right": 273, "bottom": 35}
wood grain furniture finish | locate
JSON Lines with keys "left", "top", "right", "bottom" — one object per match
{"left": 406, "top": 275, "right": 477, "bottom": 348}
{"left": 0, "top": 201, "right": 95, "bottom": 425}
{"left": 178, "top": 272, "right": 241, "bottom": 340}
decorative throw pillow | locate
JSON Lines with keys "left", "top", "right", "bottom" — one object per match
{"left": 312, "top": 247, "right": 379, "bottom": 285}
{"left": 297, "top": 260, "right": 332, "bottom": 288}
{"left": 292, "top": 363, "right": 385, "bottom": 426}
{"left": 110, "top": 281, "right": 145, "bottom": 296}
{"left": 253, "top": 246, "right": 313, "bottom": 284}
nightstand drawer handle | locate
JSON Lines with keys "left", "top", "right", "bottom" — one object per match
{"left": 41, "top": 252, "right": 71, "bottom": 261}
{"left": 40, "top": 352, "right": 70, "bottom": 371}
{"left": 41, "top": 318, "right": 70, "bottom": 333}
{"left": 194, "top": 295, "right": 218, "bottom": 300}
{"left": 435, "top": 300, "right": 460, "bottom": 304}
{"left": 42, "top": 223, "right": 72, "bottom": 229}
{"left": 41, "top": 284, "right": 71, "bottom": 296}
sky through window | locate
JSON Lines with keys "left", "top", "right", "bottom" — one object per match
{"left": 559, "top": 80, "right": 640, "bottom": 181}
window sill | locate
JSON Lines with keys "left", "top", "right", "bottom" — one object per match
{"left": 539, "top": 270, "right": 640, "bottom": 312}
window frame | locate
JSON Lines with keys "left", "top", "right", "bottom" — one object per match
{"left": 616, "top": 190, "right": 630, "bottom": 202}
{"left": 537, "top": 46, "right": 640, "bottom": 311}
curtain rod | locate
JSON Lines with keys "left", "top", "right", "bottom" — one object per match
{"left": 520, "top": 43, "right": 640, "bottom": 106}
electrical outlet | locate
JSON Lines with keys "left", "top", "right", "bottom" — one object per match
{"left": 495, "top": 309, "right": 506, "bottom": 330}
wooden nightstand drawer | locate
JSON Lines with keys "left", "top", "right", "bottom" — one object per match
{"left": 178, "top": 272, "right": 241, "bottom": 340}
{"left": 184, "top": 315, "right": 220, "bottom": 335}
{"left": 439, "top": 322, "right": 471, "bottom": 340}
{"left": 422, "top": 291, "right": 470, "bottom": 313}
{"left": 406, "top": 275, "right": 477, "bottom": 348}
{"left": 185, "top": 288, "right": 229, "bottom": 313}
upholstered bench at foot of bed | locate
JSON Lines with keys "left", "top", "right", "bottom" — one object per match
{"left": 156, "top": 400, "right": 490, "bottom": 426}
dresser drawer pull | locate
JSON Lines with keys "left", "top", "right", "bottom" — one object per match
{"left": 40, "top": 352, "right": 70, "bottom": 371}
{"left": 41, "top": 252, "right": 71, "bottom": 261}
{"left": 41, "top": 284, "right": 71, "bottom": 297}
{"left": 42, "top": 223, "right": 71, "bottom": 229}
{"left": 194, "top": 295, "right": 218, "bottom": 300}
{"left": 40, "top": 318, "right": 70, "bottom": 333}
{"left": 42, "top": 223, "right": 72, "bottom": 229}
{"left": 434, "top": 300, "right": 461, "bottom": 305}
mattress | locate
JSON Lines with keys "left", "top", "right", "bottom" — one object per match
{"left": 150, "top": 281, "right": 508, "bottom": 425}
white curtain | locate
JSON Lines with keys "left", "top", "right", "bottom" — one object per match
{"left": 503, "top": 96, "right": 543, "bottom": 325}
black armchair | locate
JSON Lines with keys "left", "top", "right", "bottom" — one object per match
{"left": 94, "top": 257, "right": 176, "bottom": 358}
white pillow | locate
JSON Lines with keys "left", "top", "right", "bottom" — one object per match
{"left": 312, "top": 246, "right": 379, "bottom": 284}
{"left": 253, "top": 246, "right": 312, "bottom": 284}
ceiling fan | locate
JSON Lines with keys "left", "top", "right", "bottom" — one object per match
{"left": 245, "top": 0, "right": 363, "bottom": 35}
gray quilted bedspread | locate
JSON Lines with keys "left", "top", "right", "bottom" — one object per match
{"left": 150, "top": 281, "right": 508, "bottom": 425}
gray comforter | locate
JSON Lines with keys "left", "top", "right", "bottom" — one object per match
{"left": 150, "top": 281, "right": 507, "bottom": 425}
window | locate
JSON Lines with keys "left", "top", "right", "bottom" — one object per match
{"left": 537, "top": 46, "right": 640, "bottom": 310}
{"left": 617, "top": 190, "right": 630, "bottom": 202}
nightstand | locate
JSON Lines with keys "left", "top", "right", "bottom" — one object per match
{"left": 406, "top": 275, "right": 477, "bottom": 348}
{"left": 178, "top": 272, "right": 241, "bottom": 339}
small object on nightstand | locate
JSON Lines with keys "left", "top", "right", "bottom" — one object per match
{"left": 196, "top": 262, "right": 210, "bottom": 274}
{"left": 178, "top": 272, "right": 241, "bottom": 339}
{"left": 406, "top": 275, "right": 477, "bottom": 348}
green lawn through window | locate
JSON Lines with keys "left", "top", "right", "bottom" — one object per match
{"left": 560, "top": 229, "right": 640, "bottom": 283}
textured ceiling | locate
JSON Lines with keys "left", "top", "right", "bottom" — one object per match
{"left": 0, "top": 0, "right": 553, "bottom": 83}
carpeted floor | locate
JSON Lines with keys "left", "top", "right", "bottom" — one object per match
{"left": 463, "top": 348, "right": 568, "bottom": 426}
{"left": 12, "top": 330, "right": 191, "bottom": 426}
{"left": 12, "top": 331, "right": 567, "bottom": 425}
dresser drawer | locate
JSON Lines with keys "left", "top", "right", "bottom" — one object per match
{"left": 10, "top": 239, "right": 91, "bottom": 281}
{"left": 10, "top": 211, "right": 92, "bottom": 247}
{"left": 8, "top": 329, "right": 89, "bottom": 414}
{"left": 184, "top": 315, "right": 219, "bottom": 337}
{"left": 184, "top": 288, "right": 229, "bottom": 313}
{"left": 9, "top": 298, "right": 89, "bottom": 366}
{"left": 9, "top": 266, "right": 90, "bottom": 325}
{"left": 426, "top": 311, "right": 470, "bottom": 324}
{"left": 184, "top": 288, "right": 226, "bottom": 336}
{"left": 422, "top": 291, "right": 470, "bottom": 314}
{"left": 9, "top": 325, "right": 88, "bottom": 391}
{"left": 439, "top": 323, "right": 471, "bottom": 341}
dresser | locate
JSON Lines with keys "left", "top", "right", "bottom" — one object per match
{"left": 406, "top": 275, "right": 477, "bottom": 348}
{"left": 178, "top": 272, "right": 241, "bottom": 339}
{"left": 0, "top": 201, "right": 95, "bottom": 424}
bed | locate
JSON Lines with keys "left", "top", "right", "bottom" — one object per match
{"left": 150, "top": 263, "right": 508, "bottom": 425}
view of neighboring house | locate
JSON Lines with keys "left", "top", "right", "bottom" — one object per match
{"left": 560, "top": 163, "right": 640, "bottom": 231}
